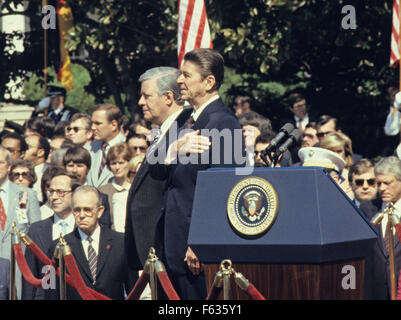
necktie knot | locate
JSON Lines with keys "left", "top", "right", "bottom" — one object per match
{"left": 87, "top": 236, "right": 93, "bottom": 243}
{"left": 184, "top": 116, "right": 195, "bottom": 129}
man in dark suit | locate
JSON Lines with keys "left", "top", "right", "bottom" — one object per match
{"left": 46, "top": 186, "right": 136, "bottom": 300}
{"left": 125, "top": 67, "right": 191, "bottom": 271}
{"left": 155, "top": 48, "right": 246, "bottom": 299}
{"left": 22, "top": 170, "right": 81, "bottom": 300}
{"left": 361, "top": 156, "right": 401, "bottom": 299}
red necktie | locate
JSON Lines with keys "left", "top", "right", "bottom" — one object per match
{"left": 0, "top": 197, "right": 6, "bottom": 231}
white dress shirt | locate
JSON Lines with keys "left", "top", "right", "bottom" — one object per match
{"left": 294, "top": 113, "right": 310, "bottom": 131}
{"left": 78, "top": 225, "right": 101, "bottom": 259}
{"left": 384, "top": 106, "right": 400, "bottom": 136}
{"left": 52, "top": 213, "right": 75, "bottom": 240}
{"left": 111, "top": 180, "right": 131, "bottom": 233}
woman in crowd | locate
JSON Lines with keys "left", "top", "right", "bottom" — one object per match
{"left": 98, "top": 143, "right": 134, "bottom": 233}
{"left": 9, "top": 159, "right": 36, "bottom": 188}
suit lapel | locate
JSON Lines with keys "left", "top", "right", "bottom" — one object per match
{"left": 96, "top": 227, "right": 112, "bottom": 277}
{"left": 67, "top": 229, "right": 92, "bottom": 280}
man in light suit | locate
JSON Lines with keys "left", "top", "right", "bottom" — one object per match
{"left": 21, "top": 170, "right": 81, "bottom": 300}
{"left": 0, "top": 258, "right": 9, "bottom": 300}
{"left": 125, "top": 67, "right": 192, "bottom": 271}
{"left": 86, "top": 104, "right": 126, "bottom": 187}
{"left": 46, "top": 186, "right": 136, "bottom": 300}
{"left": 0, "top": 146, "right": 41, "bottom": 299}
{"left": 155, "top": 49, "right": 246, "bottom": 299}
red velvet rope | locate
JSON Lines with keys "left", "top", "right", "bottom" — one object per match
{"left": 13, "top": 243, "right": 43, "bottom": 288}
{"left": 244, "top": 283, "right": 266, "bottom": 300}
{"left": 125, "top": 271, "right": 150, "bottom": 300}
{"left": 205, "top": 284, "right": 222, "bottom": 300}
{"left": 26, "top": 242, "right": 110, "bottom": 300}
{"left": 157, "top": 270, "right": 180, "bottom": 300}
{"left": 63, "top": 254, "right": 95, "bottom": 300}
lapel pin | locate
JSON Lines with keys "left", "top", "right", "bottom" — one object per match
{"left": 106, "top": 244, "right": 111, "bottom": 249}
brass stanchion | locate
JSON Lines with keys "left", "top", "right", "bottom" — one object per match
{"left": 220, "top": 259, "right": 233, "bottom": 300}
{"left": 144, "top": 248, "right": 158, "bottom": 300}
{"left": 9, "top": 223, "right": 18, "bottom": 300}
{"left": 57, "top": 235, "right": 67, "bottom": 300}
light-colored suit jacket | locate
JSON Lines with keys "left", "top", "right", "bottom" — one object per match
{"left": 0, "top": 181, "right": 41, "bottom": 299}
{"left": 86, "top": 132, "right": 126, "bottom": 188}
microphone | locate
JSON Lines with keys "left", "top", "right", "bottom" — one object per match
{"left": 272, "top": 129, "right": 302, "bottom": 159}
{"left": 262, "top": 123, "right": 295, "bottom": 156}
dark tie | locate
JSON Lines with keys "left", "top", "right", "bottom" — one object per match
{"left": 98, "top": 142, "right": 108, "bottom": 177}
{"left": 0, "top": 196, "right": 5, "bottom": 231}
{"left": 87, "top": 236, "right": 97, "bottom": 284}
{"left": 183, "top": 116, "right": 195, "bottom": 129}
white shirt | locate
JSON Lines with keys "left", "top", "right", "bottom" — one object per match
{"left": 40, "top": 203, "right": 53, "bottom": 220}
{"left": 192, "top": 94, "right": 220, "bottom": 121}
{"left": 0, "top": 180, "right": 10, "bottom": 216}
{"left": 380, "top": 199, "right": 401, "bottom": 238}
{"left": 384, "top": 106, "right": 400, "bottom": 136}
{"left": 52, "top": 213, "right": 75, "bottom": 240}
{"left": 294, "top": 113, "right": 309, "bottom": 131}
{"left": 78, "top": 225, "right": 101, "bottom": 259}
{"left": 111, "top": 180, "right": 131, "bottom": 233}
{"left": 33, "top": 162, "right": 47, "bottom": 203}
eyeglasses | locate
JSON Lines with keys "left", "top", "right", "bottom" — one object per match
{"left": 47, "top": 189, "right": 72, "bottom": 197}
{"left": 132, "top": 146, "right": 147, "bottom": 152}
{"left": 10, "top": 172, "right": 31, "bottom": 180}
{"left": 66, "top": 127, "right": 86, "bottom": 133}
{"left": 72, "top": 206, "right": 99, "bottom": 216}
{"left": 354, "top": 179, "right": 376, "bottom": 187}
{"left": 316, "top": 131, "right": 333, "bottom": 138}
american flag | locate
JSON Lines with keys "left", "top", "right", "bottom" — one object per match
{"left": 177, "top": 0, "right": 213, "bottom": 67}
{"left": 391, "top": 0, "right": 400, "bottom": 67}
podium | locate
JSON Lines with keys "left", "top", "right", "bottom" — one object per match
{"left": 187, "top": 167, "right": 378, "bottom": 299}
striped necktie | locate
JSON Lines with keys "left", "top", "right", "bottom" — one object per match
{"left": 87, "top": 236, "right": 97, "bottom": 284}
{"left": 98, "top": 142, "right": 108, "bottom": 177}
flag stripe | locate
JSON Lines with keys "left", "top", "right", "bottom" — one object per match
{"left": 177, "top": 0, "right": 213, "bottom": 67}
{"left": 390, "top": 0, "right": 400, "bottom": 67}
{"left": 178, "top": 0, "right": 196, "bottom": 67}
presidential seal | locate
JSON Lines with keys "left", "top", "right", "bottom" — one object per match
{"left": 227, "top": 176, "right": 278, "bottom": 237}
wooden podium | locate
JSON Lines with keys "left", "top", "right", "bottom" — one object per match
{"left": 188, "top": 168, "right": 377, "bottom": 300}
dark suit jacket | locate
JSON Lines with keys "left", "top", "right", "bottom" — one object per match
{"left": 22, "top": 216, "right": 54, "bottom": 300}
{"left": 0, "top": 258, "right": 9, "bottom": 300}
{"left": 125, "top": 108, "right": 192, "bottom": 270}
{"left": 45, "top": 227, "right": 136, "bottom": 300}
{"left": 360, "top": 200, "right": 401, "bottom": 299}
{"left": 156, "top": 98, "right": 245, "bottom": 275}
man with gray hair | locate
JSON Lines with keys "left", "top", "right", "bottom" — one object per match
{"left": 125, "top": 67, "right": 192, "bottom": 279}
{"left": 362, "top": 156, "right": 401, "bottom": 299}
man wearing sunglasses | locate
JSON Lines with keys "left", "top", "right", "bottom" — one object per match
{"left": 65, "top": 113, "right": 93, "bottom": 148}
{"left": 348, "top": 159, "right": 379, "bottom": 208}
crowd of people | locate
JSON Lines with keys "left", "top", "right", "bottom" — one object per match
{"left": 0, "top": 48, "right": 401, "bottom": 300}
